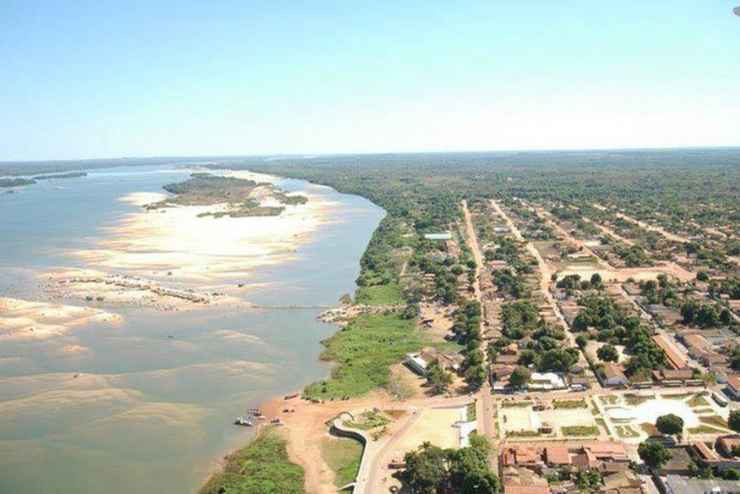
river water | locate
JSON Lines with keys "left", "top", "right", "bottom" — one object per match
{"left": 0, "top": 164, "right": 383, "bottom": 493}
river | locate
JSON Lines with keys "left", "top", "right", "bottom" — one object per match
{"left": 0, "top": 163, "right": 383, "bottom": 493}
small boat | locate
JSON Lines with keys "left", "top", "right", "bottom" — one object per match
{"left": 248, "top": 408, "right": 262, "bottom": 416}
{"left": 270, "top": 418, "right": 283, "bottom": 426}
{"left": 234, "top": 417, "right": 253, "bottom": 427}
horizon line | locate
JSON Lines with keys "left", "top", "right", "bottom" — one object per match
{"left": 3, "top": 143, "right": 740, "bottom": 165}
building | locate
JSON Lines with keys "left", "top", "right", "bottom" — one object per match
{"left": 727, "top": 375, "right": 740, "bottom": 400}
{"left": 652, "top": 334, "right": 689, "bottom": 370}
{"left": 404, "top": 348, "right": 462, "bottom": 376}
{"left": 528, "top": 372, "right": 566, "bottom": 391}
{"left": 716, "top": 435, "right": 740, "bottom": 457}
{"left": 423, "top": 232, "right": 452, "bottom": 241}
{"left": 663, "top": 475, "right": 740, "bottom": 494}
{"left": 658, "top": 447, "right": 694, "bottom": 476}
{"left": 602, "top": 363, "right": 629, "bottom": 387}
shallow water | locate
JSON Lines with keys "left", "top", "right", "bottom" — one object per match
{"left": 0, "top": 164, "right": 383, "bottom": 493}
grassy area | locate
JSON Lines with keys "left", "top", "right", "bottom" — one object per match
{"left": 467, "top": 402, "right": 477, "bottom": 421}
{"left": 553, "top": 399, "right": 588, "bottom": 409}
{"left": 199, "top": 428, "right": 304, "bottom": 494}
{"left": 640, "top": 423, "right": 658, "bottom": 436}
{"left": 501, "top": 401, "right": 533, "bottom": 408}
{"left": 304, "top": 314, "right": 422, "bottom": 400}
{"left": 699, "top": 415, "right": 729, "bottom": 429}
{"left": 320, "top": 436, "right": 363, "bottom": 488}
{"left": 599, "top": 395, "right": 620, "bottom": 405}
{"left": 689, "top": 425, "right": 727, "bottom": 435}
{"left": 561, "top": 426, "right": 600, "bottom": 437}
{"left": 616, "top": 425, "right": 640, "bottom": 438}
{"left": 664, "top": 392, "right": 694, "bottom": 400}
{"left": 688, "top": 394, "right": 709, "bottom": 408}
{"left": 508, "top": 430, "right": 541, "bottom": 438}
{"left": 354, "top": 283, "right": 404, "bottom": 305}
{"left": 624, "top": 394, "right": 653, "bottom": 406}
{"left": 346, "top": 410, "right": 391, "bottom": 430}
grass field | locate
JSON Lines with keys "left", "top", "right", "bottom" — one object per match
{"left": 199, "top": 428, "right": 304, "bottom": 494}
{"left": 354, "top": 283, "right": 404, "bottom": 305}
{"left": 561, "top": 426, "right": 599, "bottom": 437}
{"left": 320, "top": 436, "right": 363, "bottom": 487}
{"left": 553, "top": 399, "right": 588, "bottom": 409}
{"left": 303, "top": 314, "right": 422, "bottom": 400}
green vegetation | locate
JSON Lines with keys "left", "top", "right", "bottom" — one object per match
{"left": 625, "top": 394, "right": 653, "bottom": 406}
{"left": 656, "top": 414, "right": 684, "bottom": 436}
{"left": 687, "top": 394, "right": 709, "bottom": 407}
{"left": 199, "top": 428, "right": 304, "bottom": 494}
{"left": 615, "top": 425, "right": 640, "bottom": 438}
{"left": 501, "top": 400, "right": 533, "bottom": 408}
{"left": 698, "top": 415, "right": 729, "bottom": 430}
{"left": 553, "top": 399, "right": 588, "bottom": 409}
{"left": 401, "top": 435, "right": 500, "bottom": 494}
{"left": 730, "top": 410, "right": 740, "bottom": 432}
{"left": 354, "top": 282, "right": 404, "bottom": 305}
{"left": 303, "top": 314, "right": 422, "bottom": 400}
{"left": 320, "top": 437, "right": 363, "bottom": 487}
{"left": 346, "top": 409, "right": 390, "bottom": 430}
{"left": 146, "top": 173, "right": 307, "bottom": 218}
{"left": 0, "top": 178, "right": 35, "bottom": 187}
{"left": 561, "top": 426, "right": 599, "bottom": 437}
{"left": 638, "top": 440, "right": 671, "bottom": 470}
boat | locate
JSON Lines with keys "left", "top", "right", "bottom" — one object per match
{"left": 233, "top": 417, "right": 253, "bottom": 427}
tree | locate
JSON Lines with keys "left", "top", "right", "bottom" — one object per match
{"left": 656, "top": 414, "right": 684, "bottom": 436}
{"left": 464, "top": 364, "right": 487, "bottom": 389}
{"left": 696, "top": 271, "right": 709, "bottom": 282}
{"left": 638, "top": 440, "right": 672, "bottom": 470}
{"left": 575, "top": 335, "right": 587, "bottom": 348}
{"left": 402, "top": 442, "right": 449, "bottom": 494}
{"left": 590, "top": 273, "right": 603, "bottom": 288}
{"left": 597, "top": 344, "right": 619, "bottom": 362}
{"left": 729, "top": 410, "right": 740, "bottom": 433}
{"left": 427, "top": 360, "right": 454, "bottom": 395}
{"left": 509, "top": 367, "right": 531, "bottom": 388}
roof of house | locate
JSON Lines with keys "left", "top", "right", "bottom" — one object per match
{"left": 504, "top": 485, "right": 551, "bottom": 494}
{"left": 728, "top": 374, "right": 740, "bottom": 391}
{"left": 692, "top": 441, "right": 720, "bottom": 462}
{"left": 544, "top": 446, "right": 571, "bottom": 465}
{"left": 653, "top": 334, "right": 689, "bottom": 370}
{"left": 683, "top": 333, "right": 709, "bottom": 350}
{"left": 584, "top": 441, "right": 628, "bottom": 460}
{"left": 664, "top": 475, "right": 740, "bottom": 494}
{"left": 660, "top": 368, "right": 695, "bottom": 380}
{"left": 501, "top": 446, "right": 543, "bottom": 467}
{"left": 603, "top": 362, "right": 627, "bottom": 381}
{"left": 717, "top": 435, "right": 740, "bottom": 455}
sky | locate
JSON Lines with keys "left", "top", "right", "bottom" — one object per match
{"left": 1, "top": 1, "right": 739, "bottom": 161}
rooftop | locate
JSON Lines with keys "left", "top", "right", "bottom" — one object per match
{"left": 664, "top": 475, "right": 740, "bottom": 494}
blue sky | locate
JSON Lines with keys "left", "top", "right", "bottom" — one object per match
{"left": 1, "top": 1, "right": 739, "bottom": 160}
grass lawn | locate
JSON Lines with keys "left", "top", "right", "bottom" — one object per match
{"left": 199, "top": 428, "right": 304, "bottom": 494}
{"left": 354, "top": 283, "right": 404, "bottom": 305}
{"left": 561, "top": 426, "right": 599, "bottom": 437}
{"left": 615, "top": 425, "right": 640, "bottom": 438}
{"left": 689, "top": 425, "right": 727, "bottom": 435}
{"left": 688, "top": 394, "right": 709, "bottom": 408}
{"left": 640, "top": 423, "right": 658, "bottom": 436}
{"left": 346, "top": 410, "right": 391, "bottom": 430}
{"left": 501, "top": 401, "right": 533, "bottom": 408}
{"left": 699, "top": 415, "right": 729, "bottom": 429}
{"left": 320, "top": 436, "right": 363, "bottom": 487}
{"left": 553, "top": 399, "right": 588, "bottom": 409}
{"left": 624, "top": 394, "right": 653, "bottom": 406}
{"left": 303, "top": 314, "right": 422, "bottom": 400}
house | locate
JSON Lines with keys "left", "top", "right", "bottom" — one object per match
{"left": 500, "top": 446, "right": 545, "bottom": 471}
{"left": 404, "top": 348, "right": 462, "bottom": 376}
{"left": 424, "top": 232, "right": 452, "bottom": 241}
{"left": 693, "top": 441, "right": 740, "bottom": 473}
{"left": 601, "top": 471, "right": 644, "bottom": 494}
{"left": 504, "top": 486, "right": 551, "bottom": 494}
{"left": 544, "top": 446, "right": 571, "bottom": 467}
{"left": 658, "top": 446, "right": 694, "bottom": 476}
{"left": 652, "top": 334, "right": 689, "bottom": 370}
{"left": 663, "top": 475, "right": 740, "bottom": 494}
{"left": 652, "top": 368, "right": 697, "bottom": 386}
{"left": 528, "top": 372, "right": 567, "bottom": 391}
{"left": 602, "top": 363, "right": 629, "bottom": 387}
{"left": 727, "top": 375, "right": 740, "bottom": 400}
{"left": 716, "top": 435, "right": 740, "bottom": 457}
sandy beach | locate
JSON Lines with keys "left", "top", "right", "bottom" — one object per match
{"left": 0, "top": 297, "right": 122, "bottom": 342}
